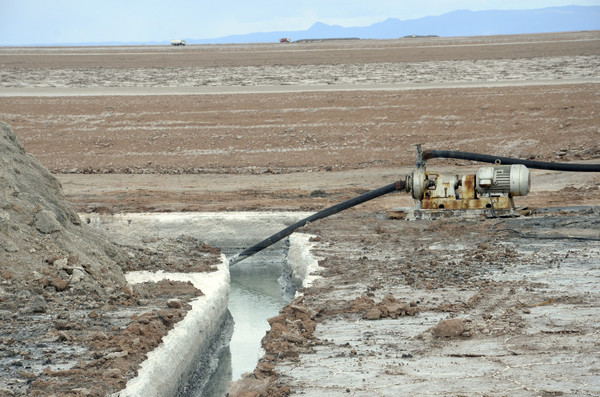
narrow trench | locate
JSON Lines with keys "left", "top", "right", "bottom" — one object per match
{"left": 90, "top": 212, "right": 309, "bottom": 396}
{"left": 196, "top": 247, "right": 297, "bottom": 396}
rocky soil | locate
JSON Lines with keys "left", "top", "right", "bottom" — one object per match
{"left": 264, "top": 209, "right": 600, "bottom": 395}
{"left": 0, "top": 123, "right": 220, "bottom": 396}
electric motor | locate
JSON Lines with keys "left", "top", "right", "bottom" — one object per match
{"left": 476, "top": 164, "right": 530, "bottom": 197}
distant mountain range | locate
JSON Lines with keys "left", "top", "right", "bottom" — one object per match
{"left": 44, "top": 6, "right": 600, "bottom": 46}
{"left": 186, "top": 6, "right": 600, "bottom": 45}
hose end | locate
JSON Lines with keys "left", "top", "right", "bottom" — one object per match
{"left": 228, "top": 254, "right": 244, "bottom": 266}
{"left": 421, "top": 149, "right": 434, "bottom": 161}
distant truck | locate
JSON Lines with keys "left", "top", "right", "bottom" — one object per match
{"left": 279, "top": 37, "right": 291, "bottom": 43}
{"left": 171, "top": 39, "right": 186, "bottom": 46}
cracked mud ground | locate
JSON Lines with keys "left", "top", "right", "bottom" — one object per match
{"left": 1, "top": 31, "right": 599, "bottom": 396}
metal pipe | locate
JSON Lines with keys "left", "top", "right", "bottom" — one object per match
{"left": 228, "top": 180, "right": 406, "bottom": 266}
{"left": 423, "top": 150, "right": 600, "bottom": 172}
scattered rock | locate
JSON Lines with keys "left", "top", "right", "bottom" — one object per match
{"left": 104, "top": 351, "right": 128, "bottom": 360}
{"left": 167, "top": 299, "right": 182, "bottom": 309}
{"left": 228, "top": 377, "right": 270, "bottom": 397}
{"left": 49, "top": 277, "right": 69, "bottom": 292}
{"left": 1, "top": 238, "right": 19, "bottom": 253}
{"left": 348, "top": 293, "right": 419, "bottom": 320}
{"left": 431, "top": 318, "right": 467, "bottom": 338}
{"left": 29, "top": 296, "right": 47, "bottom": 313}
{"left": 366, "top": 307, "right": 382, "bottom": 320}
{"left": 282, "top": 332, "right": 305, "bottom": 344}
{"left": 103, "top": 368, "right": 123, "bottom": 378}
{"left": 70, "top": 268, "right": 86, "bottom": 284}
{"left": 34, "top": 210, "right": 62, "bottom": 234}
{"left": 92, "top": 331, "right": 108, "bottom": 340}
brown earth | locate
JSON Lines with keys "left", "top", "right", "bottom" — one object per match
{"left": 2, "top": 31, "right": 599, "bottom": 69}
{"left": 1, "top": 32, "right": 599, "bottom": 213}
{"left": 1, "top": 31, "right": 599, "bottom": 396}
{"left": 0, "top": 122, "right": 220, "bottom": 397}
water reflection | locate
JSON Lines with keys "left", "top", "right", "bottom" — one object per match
{"left": 195, "top": 346, "right": 231, "bottom": 397}
{"left": 228, "top": 260, "right": 287, "bottom": 380}
{"left": 194, "top": 250, "right": 289, "bottom": 396}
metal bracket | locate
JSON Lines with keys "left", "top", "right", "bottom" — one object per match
{"left": 415, "top": 143, "right": 426, "bottom": 170}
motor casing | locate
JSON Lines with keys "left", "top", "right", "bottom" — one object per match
{"left": 476, "top": 164, "right": 530, "bottom": 197}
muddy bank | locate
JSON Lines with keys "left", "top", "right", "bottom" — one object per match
{"left": 251, "top": 207, "right": 600, "bottom": 396}
{"left": 0, "top": 123, "right": 223, "bottom": 396}
{"left": 116, "top": 260, "right": 230, "bottom": 397}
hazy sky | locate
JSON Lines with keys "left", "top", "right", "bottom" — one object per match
{"left": 1, "top": 0, "right": 599, "bottom": 45}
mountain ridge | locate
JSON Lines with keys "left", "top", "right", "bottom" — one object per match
{"left": 189, "top": 6, "right": 600, "bottom": 45}
{"left": 16, "top": 6, "right": 600, "bottom": 47}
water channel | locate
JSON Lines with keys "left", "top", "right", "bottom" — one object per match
{"left": 197, "top": 250, "right": 292, "bottom": 396}
{"left": 90, "top": 212, "right": 310, "bottom": 396}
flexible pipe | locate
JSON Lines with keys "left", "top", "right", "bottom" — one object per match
{"left": 422, "top": 150, "right": 600, "bottom": 172}
{"left": 228, "top": 180, "right": 406, "bottom": 266}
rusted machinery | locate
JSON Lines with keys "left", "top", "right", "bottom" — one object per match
{"left": 406, "top": 146, "right": 530, "bottom": 211}
{"left": 229, "top": 146, "right": 598, "bottom": 266}
{"left": 388, "top": 145, "right": 531, "bottom": 219}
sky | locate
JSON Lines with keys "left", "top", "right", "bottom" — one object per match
{"left": 1, "top": 0, "right": 599, "bottom": 46}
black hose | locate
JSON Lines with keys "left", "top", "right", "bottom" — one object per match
{"left": 228, "top": 180, "right": 406, "bottom": 266}
{"left": 423, "top": 150, "right": 600, "bottom": 172}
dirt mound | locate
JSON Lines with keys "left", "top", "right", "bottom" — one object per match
{"left": 0, "top": 122, "right": 210, "bottom": 396}
{"left": 0, "top": 121, "right": 127, "bottom": 295}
